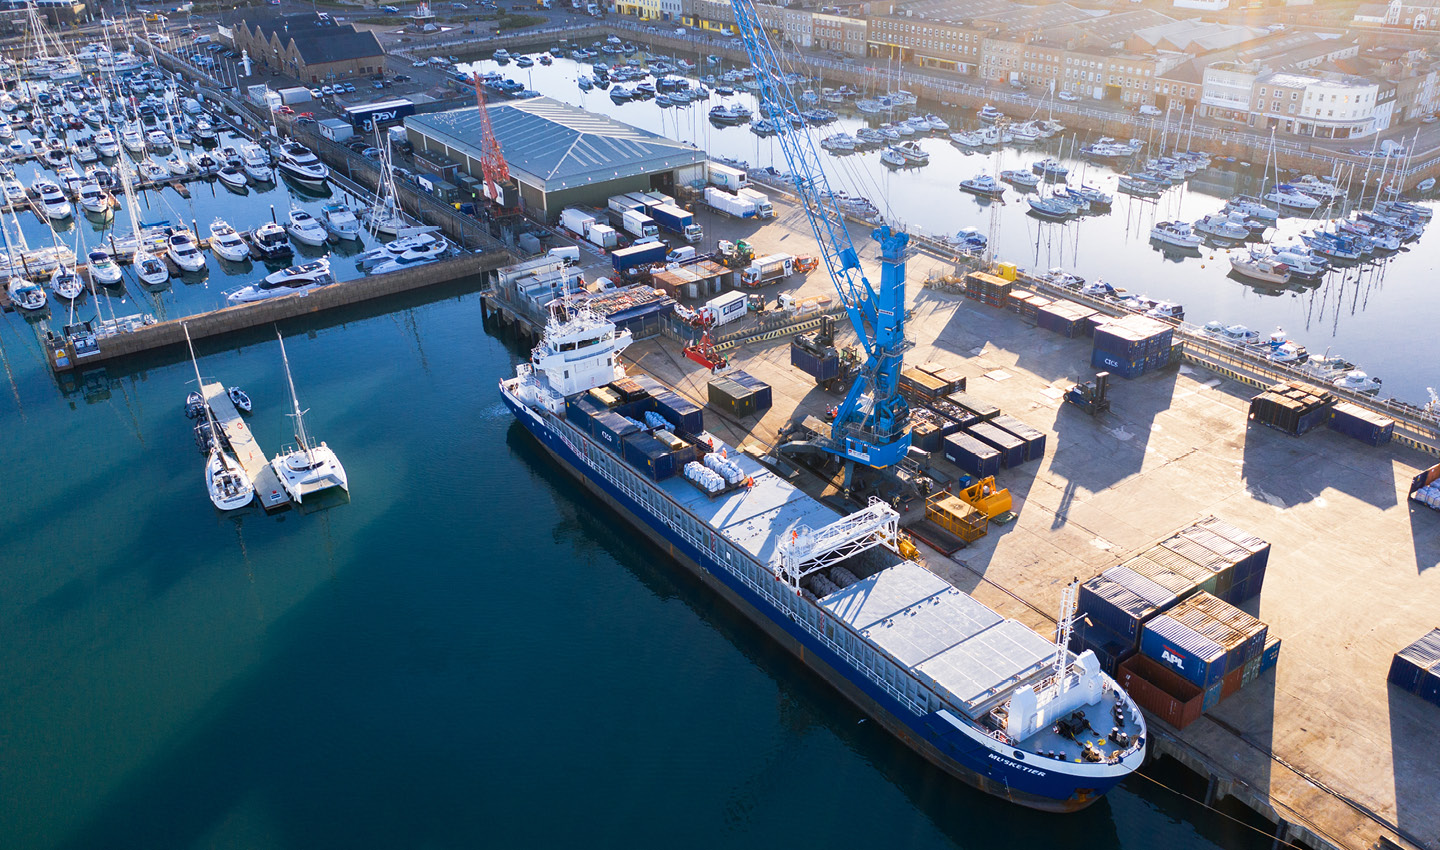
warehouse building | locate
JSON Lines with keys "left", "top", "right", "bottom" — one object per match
{"left": 404, "top": 97, "right": 708, "bottom": 222}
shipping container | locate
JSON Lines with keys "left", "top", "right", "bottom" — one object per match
{"left": 1092, "top": 347, "right": 1146, "bottom": 380}
{"left": 1328, "top": 401, "right": 1395, "bottom": 446}
{"left": 1116, "top": 654, "right": 1205, "bottom": 730}
{"left": 989, "top": 414, "right": 1046, "bottom": 462}
{"left": 942, "top": 432, "right": 1001, "bottom": 478}
{"left": 910, "top": 413, "right": 943, "bottom": 453}
{"left": 728, "top": 370, "right": 773, "bottom": 412}
{"left": 946, "top": 391, "right": 999, "bottom": 422}
{"left": 652, "top": 389, "right": 704, "bottom": 435}
{"left": 564, "top": 393, "right": 608, "bottom": 434}
{"left": 1140, "top": 613, "right": 1228, "bottom": 689}
{"left": 966, "top": 422, "right": 1025, "bottom": 468}
{"left": 1192, "top": 515, "right": 1272, "bottom": 589}
{"left": 1259, "top": 636, "right": 1281, "bottom": 674}
{"left": 1389, "top": 629, "right": 1440, "bottom": 697}
{"left": 1078, "top": 566, "right": 1178, "bottom": 642}
{"left": 1007, "top": 290, "right": 1033, "bottom": 314}
{"left": 1070, "top": 618, "right": 1134, "bottom": 676}
{"left": 900, "top": 367, "right": 951, "bottom": 403}
{"left": 707, "top": 376, "right": 757, "bottom": 417}
{"left": 1241, "top": 655, "right": 1262, "bottom": 687}
{"left": 590, "top": 410, "right": 640, "bottom": 450}
{"left": 1166, "top": 592, "right": 1268, "bottom": 674}
{"left": 1202, "top": 679, "right": 1225, "bottom": 712}
{"left": 1121, "top": 553, "right": 1203, "bottom": 598}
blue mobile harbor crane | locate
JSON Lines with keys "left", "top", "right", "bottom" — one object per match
{"left": 729, "top": 0, "right": 912, "bottom": 483}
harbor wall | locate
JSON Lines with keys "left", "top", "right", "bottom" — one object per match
{"left": 63, "top": 252, "right": 506, "bottom": 369}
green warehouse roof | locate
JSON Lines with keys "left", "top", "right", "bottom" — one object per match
{"left": 406, "top": 97, "right": 706, "bottom": 192}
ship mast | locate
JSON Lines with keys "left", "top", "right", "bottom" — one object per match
{"left": 1052, "top": 578, "right": 1078, "bottom": 695}
{"left": 276, "top": 330, "right": 313, "bottom": 458}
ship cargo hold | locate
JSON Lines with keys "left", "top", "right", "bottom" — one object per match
{"left": 500, "top": 306, "right": 1146, "bottom": 813}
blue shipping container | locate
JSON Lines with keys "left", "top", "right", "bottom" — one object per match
{"left": 1202, "top": 680, "right": 1224, "bottom": 712}
{"left": 1079, "top": 566, "right": 1178, "bottom": 641}
{"left": 990, "top": 414, "right": 1047, "bottom": 462}
{"left": 652, "top": 390, "right": 704, "bottom": 435}
{"left": 1329, "top": 401, "right": 1395, "bottom": 446}
{"left": 1141, "top": 614, "right": 1228, "bottom": 688}
{"left": 1092, "top": 347, "right": 1146, "bottom": 379}
{"left": 942, "top": 432, "right": 1001, "bottom": 478}
{"left": 591, "top": 410, "right": 640, "bottom": 450}
{"left": 622, "top": 431, "right": 679, "bottom": 480}
{"left": 966, "top": 421, "right": 1026, "bottom": 468}
{"left": 791, "top": 342, "right": 840, "bottom": 382}
{"left": 1259, "top": 636, "right": 1281, "bottom": 674}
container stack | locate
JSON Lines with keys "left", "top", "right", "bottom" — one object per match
{"left": 926, "top": 396, "right": 977, "bottom": 433}
{"left": 1006, "top": 290, "right": 1034, "bottom": 315}
{"left": 966, "top": 420, "right": 1026, "bottom": 468}
{"left": 1328, "top": 401, "right": 1395, "bottom": 446}
{"left": 1116, "top": 653, "right": 1205, "bottom": 729}
{"left": 914, "top": 361, "right": 967, "bottom": 395}
{"left": 964, "top": 271, "right": 1013, "bottom": 308}
{"left": 990, "top": 414, "right": 1047, "bottom": 462}
{"left": 1091, "top": 315, "right": 1174, "bottom": 379}
{"left": 1036, "top": 301, "right": 1099, "bottom": 339}
{"left": 910, "top": 409, "right": 946, "bottom": 452}
{"left": 899, "top": 367, "right": 951, "bottom": 405}
{"left": 1388, "top": 629, "right": 1440, "bottom": 708}
{"left": 707, "top": 375, "right": 758, "bottom": 417}
{"left": 1071, "top": 516, "right": 1271, "bottom": 673}
{"left": 1022, "top": 294, "right": 1050, "bottom": 321}
{"left": 924, "top": 493, "right": 989, "bottom": 543}
{"left": 1248, "top": 380, "right": 1336, "bottom": 436}
{"left": 945, "top": 391, "right": 1000, "bottom": 423}
{"left": 1138, "top": 592, "right": 1269, "bottom": 712}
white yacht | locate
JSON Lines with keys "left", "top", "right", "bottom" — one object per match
{"left": 6, "top": 276, "right": 46, "bottom": 311}
{"left": 146, "top": 129, "right": 172, "bottom": 152}
{"left": 1333, "top": 370, "right": 1383, "bottom": 394}
{"left": 94, "top": 128, "right": 120, "bottom": 158}
{"left": 356, "top": 231, "right": 448, "bottom": 271}
{"left": 320, "top": 202, "right": 361, "bottom": 240}
{"left": 119, "top": 123, "right": 145, "bottom": 154}
{"left": 285, "top": 208, "right": 329, "bottom": 246}
{"left": 35, "top": 180, "right": 71, "bottom": 220}
{"left": 227, "top": 259, "right": 334, "bottom": 304}
{"left": 1229, "top": 255, "right": 1291, "bottom": 285}
{"left": 216, "top": 165, "right": 248, "bottom": 190}
{"left": 167, "top": 232, "right": 207, "bottom": 272}
{"left": 86, "top": 249, "right": 123, "bottom": 285}
{"left": 50, "top": 263, "right": 83, "bottom": 300}
{"left": 134, "top": 249, "right": 169, "bottom": 286}
{"left": 2, "top": 179, "right": 26, "bottom": 204}
{"left": 208, "top": 218, "right": 251, "bottom": 262}
{"left": 275, "top": 141, "right": 330, "bottom": 187}
{"left": 186, "top": 325, "right": 255, "bottom": 511}
{"left": 238, "top": 143, "right": 273, "bottom": 182}
{"left": 269, "top": 331, "right": 348, "bottom": 504}
{"left": 1149, "top": 220, "right": 1203, "bottom": 249}
{"left": 78, "top": 182, "right": 110, "bottom": 216}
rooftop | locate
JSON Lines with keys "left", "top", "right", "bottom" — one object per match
{"left": 406, "top": 97, "right": 706, "bottom": 192}
{"left": 1130, "top": 19, "right": 1267, "bottom": 53}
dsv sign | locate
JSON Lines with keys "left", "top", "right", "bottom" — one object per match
{"left": 361, "top": 110, "right": 400, "bottom": 131}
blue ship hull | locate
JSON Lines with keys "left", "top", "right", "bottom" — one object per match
{"left": 502, "top": 387, "right": 1135, "bottom": 811}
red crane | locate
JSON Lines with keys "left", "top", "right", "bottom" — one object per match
{"left": 471, "top": 73, "right": 514, "bottom": 210}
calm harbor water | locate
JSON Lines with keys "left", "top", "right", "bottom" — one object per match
{"left": 463, "top": 51, "right": 1440, "bottom": 404}
{"left": 0, "top": 77, "right": 1320, "bottom": 849}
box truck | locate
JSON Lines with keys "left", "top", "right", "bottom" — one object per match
{"left": 611, "top": 241, "right": 667, "bottom": 273}
{"left": 703, "top": 186, "right": 756, "bottom": 218}
{"left": 741, "top": 254, "right": 795, "bottom": 288}
{"left": 707, "top": 162, "right": 747, "bottom": 191}
{"left": 649, "top": 204, "right": 703, "bottom": 242}
{"left": 705, "top": 291, "right": 749, "bottom": 327}
{"left": 560, "top": 207, "right": 596, "bottom": 237}
{"left": 736, "top": 187, "right": 773, "bottom": 219}
{"left": 619, "top": 208, "right": 659, "bottom": 239}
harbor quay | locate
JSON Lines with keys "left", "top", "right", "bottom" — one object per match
{"left": 487, "top": 191, "right": 1440, "bottom": 850}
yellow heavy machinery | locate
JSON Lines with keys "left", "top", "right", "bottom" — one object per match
{"left": 958, "top": 476, "right": 1012, "bottom": 518}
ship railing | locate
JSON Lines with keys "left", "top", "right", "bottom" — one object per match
{"left": 550, "top": 419, "right": 933, "bottom": 719}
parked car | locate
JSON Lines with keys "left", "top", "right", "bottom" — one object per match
{"left": 343, "top": 83, "right": 356, "bottom": 93}
{"left": 361, "top": 147, "right": 381, "bottom": 159}
{"left": 1139, "top": 104, "right": 1162, "bottom": 116}
{"left": 321, "top": 85, "right": 333, "bottom": 96}
{"left": 347, "top": 140, "right": 368, "bottom": 152}
{"left": 381, "top": 4, "right": 400, "bottom": 11}
{"left": 276, "top": 105, "right": 294, "bottom": 114}
{"left": 308, "top": 87, "right": 322, "bottom": 98}
{"left": 393, "top": 74, "right": 411, "bottom": 82}
{"left": 297, "top": 115, "right": 317, "bottom": 125}
{"left": 1057, "top": 90, "right": 1079, "bottom": 102}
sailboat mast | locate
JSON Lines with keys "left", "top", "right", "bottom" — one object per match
{"left": 276, "top": 330, "right": 312, "bottom": 455}
{"left": 184, "top": 322, "right": 231, "bottom": 470}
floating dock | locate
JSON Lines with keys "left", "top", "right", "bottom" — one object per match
{"left": 201, "top": 381, "right": 289, "bottom": 512}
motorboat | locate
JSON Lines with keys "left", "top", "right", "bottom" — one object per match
{"left": 1068, "top": 184, "right": 1113, "bottom": 209}
{"left": 134, "top": 250, "right": 169, "bottom": 286}
{"left": 164, "top": 151, "right": 191, "bottom": 175}
{"left": 247, "top": 222, "right": 294, "bottom": 261}
{"left": 1333, "top": 370, "right": 1382, "bottom": 394}
{"left": 357, "top": 231, "right": 448, "bottom": 271}
{"left": 94, "top": 129, "right": 120, "bottom": 158}
{"left": 275, "top": 141, "right": 330, "bottom": 187}
{"left": 145, "top": 129, "right": 172, "bottom": 152}
{"left": 57, "top": 166, "right": 85, "bottom": 198}
{"left": 1264, "top": 185, "right": 1322, "bottom": 212}
{"left": 1294, "top": 175, "right": 1346, "bottom": 203}
{"left": 228, "top": 386, "right": 252, "bottom": 413}
{"left": 924, "top": 114, "right": 949, "bottom": 132}
{"left": 86, "top": 249, "right": 123, "bottom": 285}
{"left": 820, "top": 133, "right": 856, "bottom": 153}
{"left": 1263, "top": 329, "right": 1308, "bottom": 365}
{"left": 320, "top": 203, "right": 361, "bottom": 240}
{"left": 192, "top": 151, "right": 220, "bottom": 175}
{"left": 1193, "top": 213, "right": 1248, "bottom": 242}
{"left": 1150, "top": 220, "right": 1202, "bottom": 249}
{"left": 977, "top": 104, "right": 1004, "bottom": 123}
{"left": 167, "top": 232, "right": 207, "bottom": 272}
{"left": 138, "top": 159, "right": 170, "bottom": 184}
{"left": 1229, "top": 254, "right": 1290, "bottom": 285}
{"left": 269, "top": 331, "right": 348, "bottom": 503}
{"left": 1225, "top": 195, "right": 1278, "bottom": 223}
{"left": 216, "top": 165, "right": 248, "bottom": 191}
{"left": 366, "top": 251, "right": 445, "bottom": 274}
{"left": 227, "top": 259, "right": 335, "bottom": 303}
{"left": 1079, "top": 280, "right": 1118, "bottom": 298}
{"left": 1032, "top": 158, "right": 1068, "bottom": 179}
{"left": 949, "top": 128, "right": 997, "bottom": 148}
{"left": 1, "top": 179, "right": 23, "bottom": 205}
{"left": 209, "top": 218, "right": 251, "bottom": 262}
{"left": 1203, "top": 322, "right": 1261, "bottom": 345}
{"left": 285, "top": 208, "right": 329, "bottom": 247}
{"left": 1000, "top": 169, "right": 1040, "bottom": 188}
{"left": 943, "top": 226, "right": 988, "bottom": 253}
{"left": 119, "top": 123, "right": 145, "bottom": 153}
{"left": 959, "top": 174, "right": 1005, "bottom": 199}
{"left": 72, "top": 141, "right": 98, "bottom": 163}
{"left": 78, "top": 182, "right": 110, "bottom": 217}
{"left": 50, "top": 263, "right": 83, "bottom": 300}
{"left": 35, "top": 180, "right": 71, "bottom": 220}
{"left": 1051, "top": 187, "right": 1091, "bottom": 214}
{"left": 1268, "top": 248, "right": 1326, "bottom": 279}
{"left": 1117, "top": 175, "right": 1163, "bottom": 197}
{"left": 1027, "top": 197, "right": 1074, "bottom": 220}
{"left": 887, "top": 141, "right": 928, "bottom": 165}
{"left": 238, "top": 143, "right": 273, "bottom": 182}
{"left": 879, "top": 147, "right": 906, "bottom": 167}
{"left": 1042, "top": 268, "right": 1084, "bottom": 288}
{"left": 7, "top": 276, "right": 46, "bottom": 311}
{"left": 85, "top": 165, "right": 114, "bottom": 191}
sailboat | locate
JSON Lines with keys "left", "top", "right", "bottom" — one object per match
{"left": 269, "top": 331, "right": 348, "bottom": 504}
{"left": 361, "top": 135, "right": 409, "bottom": 236}
{"left": 185, "top": 324, "right": 254, "bottom": 511}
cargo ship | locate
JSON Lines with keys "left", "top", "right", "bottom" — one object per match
{"left": 500, "top": 304, "right": 1147, "bottom": 812}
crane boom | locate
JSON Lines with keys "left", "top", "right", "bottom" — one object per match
{"left": 729, "top": 2, "right": 911, "bottom": 470}
{"left": 471, "top": 73, "right": 513, "bottom": 208}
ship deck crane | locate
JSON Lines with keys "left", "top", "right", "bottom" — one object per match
{"left": 730, "top": 0, "right": 912, "bottom": 479}
{"left": 470, "top": 73, "right": 517, "bottom": 214}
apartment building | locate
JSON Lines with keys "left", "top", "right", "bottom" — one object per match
{"left": 681, "top": 0, "right": 736, "bottom": 33}
{"left": 755, "top": 2, "right": 814, "bottom": 48}
{"left": 812, "top": 12, "right": 868, "bottom": 56}
{"left": 1202, "top": 63, "right": 1388, "bottom": 137}
{"left": 866, "top": 16, "right": 985, "bottom": 73}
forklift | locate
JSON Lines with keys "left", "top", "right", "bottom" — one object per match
{"left": 1065, "top": 371, "right": 1111, "bottom": 416}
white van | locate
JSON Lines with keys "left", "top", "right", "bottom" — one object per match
{"left": 665, "top": 245, "right": 696, "bottom": 264}
{"left": 547, "top": 246, "right": 581, "bottom": 265}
